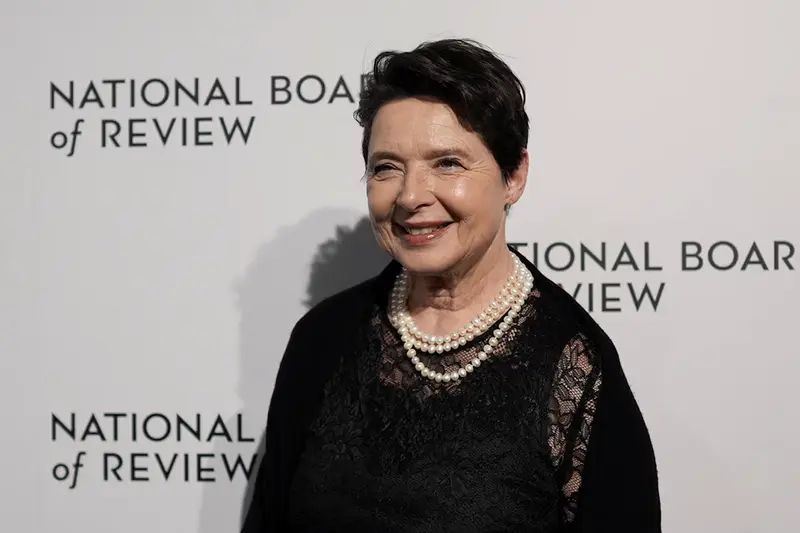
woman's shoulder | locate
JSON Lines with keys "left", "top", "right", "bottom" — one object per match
{"left": 292, "top": 259, "right": 399, "bottom": 341}
{"left": 297, "top": 278, "right": 375, "bottom": 331}
{"left": 520, "top": 253, "right": 621, "bottom": 368}
{"left": 272, "top": 270, "right": 391, "bottom": 389}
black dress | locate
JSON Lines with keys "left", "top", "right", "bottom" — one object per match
{"left": 241, "top": 248, "right": 661, "bottom": 532}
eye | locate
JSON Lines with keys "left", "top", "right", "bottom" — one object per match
{"left": 436, "top": 158, "right": 464, "bottom": 170}
{"left": 369, "top": 163, "right": 400, "bottom": 180}
{"left": 373, "top": 163, "right": 395, "bottom": 174}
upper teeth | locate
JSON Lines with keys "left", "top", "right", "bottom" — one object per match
{"left": 407, "top": 224, "right": 447, "bottom": 235}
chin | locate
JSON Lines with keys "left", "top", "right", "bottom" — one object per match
{"left": 394, "top": 247, "right": 459, "bottom": 277}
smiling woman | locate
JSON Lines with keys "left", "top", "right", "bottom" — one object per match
{"left": 241, "top": 38, "right": 661, "bottom": 533}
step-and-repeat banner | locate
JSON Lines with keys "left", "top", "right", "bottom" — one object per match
{"left": 3, "top": 1, "right": 798, "bottom": 532}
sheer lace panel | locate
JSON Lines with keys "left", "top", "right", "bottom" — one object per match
{"left": 547, "top": 333, "right": 603, "bottom": 523}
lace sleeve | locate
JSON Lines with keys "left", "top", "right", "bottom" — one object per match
{"left": 547, "top": 332, "right": 603, "bottom": 524}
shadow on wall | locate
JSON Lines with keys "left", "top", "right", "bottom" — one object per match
{"left": 304, "top": 219, "right": 392, "bottom": 308}
{"left": 196, "top": 208, "right": 389, "bottom": 533}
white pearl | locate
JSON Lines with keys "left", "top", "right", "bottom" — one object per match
{"left": 390, "top": 258, "right": 534, "bottom": 385}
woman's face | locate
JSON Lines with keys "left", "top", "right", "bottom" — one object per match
{"left": 366, "top": 97, "right": 527, "bottom": 276}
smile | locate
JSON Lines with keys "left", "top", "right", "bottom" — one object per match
{"left": 404, "top": 223, "right": 451, "bottom": 235}
{"left": 394, "top": 222, "right": 454, "bottom": 246}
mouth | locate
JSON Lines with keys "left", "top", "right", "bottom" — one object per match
{"left": 393, "top": 221, "right": 454, "bottom": 245}
{"left": 402, "top": 222, "right": 452, "bottom": 235}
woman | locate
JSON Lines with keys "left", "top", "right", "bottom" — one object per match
{"left": 242, "top": 38, "right": 661, "bottom": 532}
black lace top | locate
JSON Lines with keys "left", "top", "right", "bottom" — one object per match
{"left": 241, "top": 250, "right": 661, "bottom": 533}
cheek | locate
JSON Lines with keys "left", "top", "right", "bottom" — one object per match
{"left": 447, "top": 179, "right": 503, "bottom": 220}
{"left": 366, "top": 183, "right": 394, "bottom": 222}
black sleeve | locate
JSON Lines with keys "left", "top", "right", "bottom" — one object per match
{"left": 239, "top": 278, "right": 376, "bottom": 531}
{"left": 240, "top": 320, "right": 315, "bottom": 532}
{"left": 569, "top": 347, "right": 662, "bottom": 532}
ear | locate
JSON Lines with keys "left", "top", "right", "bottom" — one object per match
{"left": 504, "top": 149, "right": 529, "bottom": 207}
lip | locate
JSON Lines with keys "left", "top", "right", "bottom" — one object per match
{"left": 393, "top": 221, "right": 454, "bottom": 246}
{"left": 398, "top": 220, "right": 453, "bottom": 229}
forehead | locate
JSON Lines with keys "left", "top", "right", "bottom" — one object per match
{"left": 368, "top": 98, "right": 483, "bottom": 156}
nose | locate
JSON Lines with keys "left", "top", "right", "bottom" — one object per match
{"left": 396, "top": 167, "right": 434, "bottom": 212}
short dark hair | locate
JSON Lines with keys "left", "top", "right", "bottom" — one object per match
{"left": 355, "top": 38, "right": 529, "bottom": 183}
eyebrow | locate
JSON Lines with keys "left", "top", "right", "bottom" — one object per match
{"left": 367, "top": 147, "right": 471, "bottom": 167}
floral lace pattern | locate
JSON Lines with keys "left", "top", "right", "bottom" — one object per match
{"left": 548, "top": 332, "right": 602, "bottom": 523}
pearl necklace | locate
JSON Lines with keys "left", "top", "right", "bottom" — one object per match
{"left": 388, "top": 255, "right": 534, "bottom": 383}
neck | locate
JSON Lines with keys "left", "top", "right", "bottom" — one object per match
{"left": 405, "top": 239, "right": 515, "bottom": 333}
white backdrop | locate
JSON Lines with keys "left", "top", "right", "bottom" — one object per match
{"left": 2, "top": 1, "right": 798, "bottom": 531}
